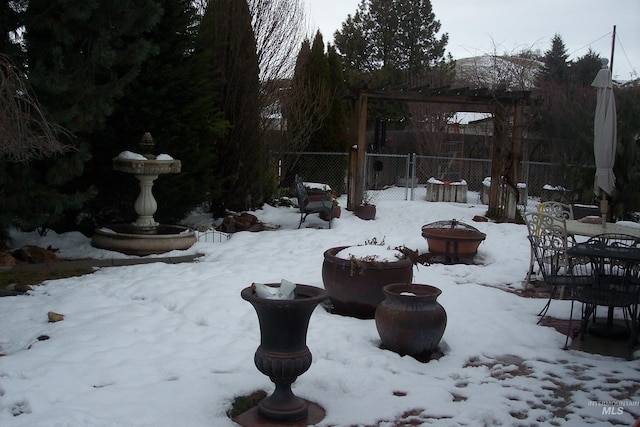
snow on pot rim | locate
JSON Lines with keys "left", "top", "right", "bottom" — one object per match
{"left": 334, "top": 244, "right": 406, "bottom": 263}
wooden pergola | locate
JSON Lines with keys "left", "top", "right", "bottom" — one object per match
{"left": 344, "top": 85, "right": 534, "bottom": 220}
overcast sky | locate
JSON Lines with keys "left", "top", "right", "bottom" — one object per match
{"left": 305, "top": 0, "right": 639, "bottom": 82}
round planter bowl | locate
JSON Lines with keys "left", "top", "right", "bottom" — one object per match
{"left": 421, "top": 221, "right": 486, "bottom": 262}
{"left": 321, "top": 246, "right": 414, "bottom": 319}
{"left": 375, "top": 283, "right": 447, "bottom": 359}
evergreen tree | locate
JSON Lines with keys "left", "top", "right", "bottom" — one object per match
{"left": 532, "top": 35, "right": 601, "bottom": 204}
{"left": 334, "top": 0, "right": 448, "bottom": 86}
{"left": 305, "top": 32, "right": 331, "bottom": 152}
{"left": 532, "top": 34, "right": 577, "bottom": 151}
{"left": 1, "top": 0, "right": 163, "bottom": 237}
{"left": 286, "top": 33, "right": 337, "bottom": 154}
{"left": 325, "top": 44, "right": 349, "bottom": 153}
{"left": 321, "top": 44, "right": 350, "bottom": 193}
{"left": 333, "top": 1, "right": 375, "bottom": 81}
{"left": 611, "top": 82, "right": 640, "bottom": 219}
{"left": 24, "top": 0, "right": 162, "bottom": 134}
{"left": 284, "top": 33, "right": 349, "bottom": 192}
{"left": 81, "top": 0, "right": 228, "bottom": 229}
{"left": 536, "top": 34, "right": 570, "bottom": 85}
{"left": 199, "top": 0, "right": 266, "bottom": 215}
{"left": 334, "top": 0, "right": 451, "bottom": 138}
{"left": 571, "top": 49, "right": 605, "bottom": 86}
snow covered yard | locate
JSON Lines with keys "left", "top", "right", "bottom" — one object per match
{"left": 1, "top": 193, "right": 639, "bottom": 426}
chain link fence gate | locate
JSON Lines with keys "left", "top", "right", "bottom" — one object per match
{"left": 273, "top": 151, "right": 566, "bottom": 205}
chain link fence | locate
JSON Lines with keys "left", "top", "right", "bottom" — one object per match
{"left": 273, "top": 151, "right": 567, "bottom": 203}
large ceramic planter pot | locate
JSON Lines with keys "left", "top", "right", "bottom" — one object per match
{"left": 239, "top": 284, "right": 327, "bottom": 424}
{"left": 421, "top": 220, "right": 486, "bottom": 263}
{"left": 353, "top": 204, "right": 376, "bottom": 220}
{"left": 375, "top": 283, "right": 447, "bottom": 359}
{"left": 322, "top": 246, "right": 414, "bottom": 319}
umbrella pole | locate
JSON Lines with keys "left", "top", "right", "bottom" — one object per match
{"left": 600, "top": 193, "right": 609, "bottom": 228}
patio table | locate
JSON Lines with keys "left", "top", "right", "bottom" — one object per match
{"left": 566, "top": 242, "right": 640, "bottom": 348}
{"left": 565, "top": 219, "right": 640, "bottom": 239}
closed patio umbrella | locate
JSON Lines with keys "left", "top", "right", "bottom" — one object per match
{"left": 591, "top": 66, "right": 616, "bottom": 221}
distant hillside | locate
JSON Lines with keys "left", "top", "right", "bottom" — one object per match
{"left": 453, "top": 55, "right": 543, "bottom": 90}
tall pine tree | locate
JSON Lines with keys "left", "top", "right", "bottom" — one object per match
{"left": 335, "top": 0, "right": 448, "bottom": 86}
{"left": 82, "top": 0, "right": 228, "bottom": 228}
{"left": 1, "top": 0, "right": 163, "bottom": 237}
{"left": 284, "top": 32, "right": 349, "bottom": 192}
{"left": 24, "top": 0, "right": 162, "bottom": 133}
{"left": 199, "top": 0, "right": 266, "bottom": 215}
{"left": 537, "top": 34, "right": 570, "bottom": 86}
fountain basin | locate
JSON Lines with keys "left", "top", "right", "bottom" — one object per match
{"left": 92, "top": 224, "right": 196, "bottom": 256}
{"left": 113, "top": 156, "right": 181, "bottom": 175}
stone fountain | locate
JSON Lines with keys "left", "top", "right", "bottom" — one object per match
{"left": 91, "top": 132, "right": 196, "bottom": 256}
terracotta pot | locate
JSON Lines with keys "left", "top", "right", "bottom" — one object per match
{"left": 241, "top": 284, "right": 327, "bottom": 422}
{"left": 354, "top": 204, "right": 376, "bottom": 220}
{"left": 375, "top": 283, "right": 447, "bottom": 359}
{"left": 321, "top": 246, "right": 414, "bottom": 319}
{"left": 421, "top": 220, "right": 486, "bottom": 263}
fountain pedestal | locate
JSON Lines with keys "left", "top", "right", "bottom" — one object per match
{"left": 132, "top": 173, "right": 159, "bottom": 230}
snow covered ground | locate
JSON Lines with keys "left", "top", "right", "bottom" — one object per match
{"left": 1, "top": 190, "right": 639, "bottom": 426}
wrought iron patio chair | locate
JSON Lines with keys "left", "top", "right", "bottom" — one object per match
{"left": 524, "top": 212, "right": 590, "bottom": 323}
{"left": 526, "top": 212, "right": 594, "bottom": 350}
{"left": 524, "top": 202, "right": 576, "bottom": 286}
{"left": 539, "top": 201, "right": 574, "bottom": 221}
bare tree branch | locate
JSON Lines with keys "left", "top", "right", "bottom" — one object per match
{"left": 0, "top": 53, "right": 73, "bottom": 163}
{"left": 275, "top": 77, "right": 335, "bottom": 180}
{"left": 247, "top": 0, "right": 308, "bottom": 133}
{"left": 249, "top": 0, "right": 307, "bottom": 81}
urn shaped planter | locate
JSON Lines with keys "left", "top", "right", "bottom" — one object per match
{"left": 375, "top": 283, "right": 447, "bottom": 360}
{"left": 322, "top": 245, "right": 414, "bottom": 319}
{"left": 239, "top": 283, "right": 327, "bottom": 424}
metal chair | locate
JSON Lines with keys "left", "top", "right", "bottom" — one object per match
{"left": 524, "top": 202, "right": 575, "bottom": 286}
{"left": 539, "top": 201, "right": 574, "bottom": 220}
{"left": 294, "top": 175, "right": 333, "bottom": 229}
{"left": 526, "top": 212, "right": 595, "bottom": 349}
{"left": 525, "top": 212, "right": 589, "bottom": 323}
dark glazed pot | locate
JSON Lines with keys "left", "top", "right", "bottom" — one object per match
{"left": 241, "top": 284, "right": 327, "bottom": 422}
{"left": 322, "top": 246, "right": 414, "bottom": 319}
{"left": 375, "top": 283, "right": 447, "bottom": 359}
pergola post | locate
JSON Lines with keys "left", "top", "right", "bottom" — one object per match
{"left": 488, "top": 106, "right": 505, "bottom": 217}
{"left": 347, "top": 91, "right": 368, "bottom": 210}
{"left": 505, "top": 101, "right": 525, "bottom": 219}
